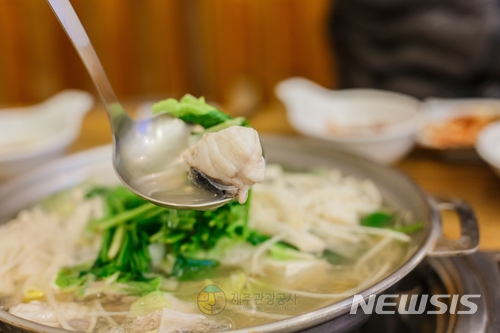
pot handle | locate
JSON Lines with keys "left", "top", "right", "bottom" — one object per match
{"left": 427, "top": 196, "right": 479, "bottom": 257}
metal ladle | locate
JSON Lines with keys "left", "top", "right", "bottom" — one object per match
{"left": 47, "top": 0, "right": 233, "bottom": 210}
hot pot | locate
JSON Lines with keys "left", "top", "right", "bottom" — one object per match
{"left": 0, "top": 136, "right": 479, "bottom": 333}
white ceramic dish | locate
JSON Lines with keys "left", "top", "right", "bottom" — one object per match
{"left": 476, "top": 121, "right": 500, "bottom": 177}
{"left": 275, "top": 77, "right": 421, "bottom": 164}
{"left": 417, "top": 97, "right": 500, "bottom": 149}
{"left": 0, "top": 90, "right": 94, "bottom": 180}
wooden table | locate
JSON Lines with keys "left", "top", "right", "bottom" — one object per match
{"left": 68, "top": 102, "right": 500, "bottom": 250}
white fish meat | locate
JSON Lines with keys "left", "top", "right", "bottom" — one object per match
{"left": 182, "top": 126, "right": 265, "bottom": 204}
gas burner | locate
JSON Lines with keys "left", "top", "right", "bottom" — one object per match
{"left": 351, "top": 252, "right": 500, "bottom": 333}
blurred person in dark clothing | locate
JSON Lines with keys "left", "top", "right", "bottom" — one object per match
{"left": 329, "top": 0, "right": 500, "bottom": 98}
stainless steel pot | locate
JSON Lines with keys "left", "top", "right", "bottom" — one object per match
{"left": 0, "top": 136, "right": 479, "bottom": 333}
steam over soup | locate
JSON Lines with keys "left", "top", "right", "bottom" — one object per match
{"left": 0, "top": 165, "right": 422, "bottom": 332}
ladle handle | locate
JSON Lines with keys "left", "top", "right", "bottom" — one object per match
{"left": 46, "top": 0, "right": 129, "bottom": 131}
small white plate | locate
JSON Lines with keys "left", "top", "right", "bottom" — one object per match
{"left": 417, "top": 98, "right": 500, "bottom": 150}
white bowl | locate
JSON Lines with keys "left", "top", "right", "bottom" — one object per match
{"left": 476, "top": 121, "right": 500, "bottom": 177}
{"left": 275, "top": 77, "right": 421, "bottom": 164}
{"left": 0, "top": 90, "right": 94, "bottom": 180}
